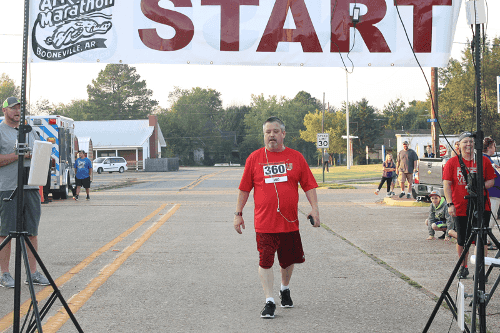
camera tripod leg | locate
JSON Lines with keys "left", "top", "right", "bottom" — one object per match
{"left": 423, "top": 233, "right": 475, "bottom": 333}
{"left": 485, "top": 230, "right": 500, "bottom": 280}
{"left": 18, "top": 235, "right": 43, "bottom": 332}
{"left": 482, "top": 230, "right": 500, "bottom": 307}
{"left": 471, "top": 228, "right": 488, "bottom": 333}
{"left": 23, "top": 235, "right": 84, "bottom": 332}
{"left": 0, "top": 234, "right": 13, "bottom": 251}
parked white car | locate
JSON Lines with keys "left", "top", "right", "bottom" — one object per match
{"left": 93, "top": 157, "right": 128, "bottom": 174}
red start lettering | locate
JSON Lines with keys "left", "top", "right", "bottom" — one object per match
{"left": 201, "top": 0, "right": 259, "bottom": 51}
{"left": 257, "top": 0, "right": 322, "bottom": 52}
{"left": 139, "top": 0, "right": 194, "bottom": 51}
{"left": 138, "top": 0, "right": 453, "bottom": 53}
{"left": 396, "top": 0, "right": 452, "bottom": 53}
{"left": 331, "top": 0, "right": 390, "bottom": 53}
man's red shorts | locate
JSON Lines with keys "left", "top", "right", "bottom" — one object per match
{"left": 256, "top": 231, "right": 305, "bottom": 269}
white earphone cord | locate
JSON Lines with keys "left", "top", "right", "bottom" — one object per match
{"left": 266, "top": 149, "right": 298, "bottom": 223}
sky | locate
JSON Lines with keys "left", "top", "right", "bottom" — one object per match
{"left": 0, "top": 1, "right": 499, "bottom": 112}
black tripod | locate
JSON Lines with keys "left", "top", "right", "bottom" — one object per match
{"left": 0, "top": 230, "right": 83, "bottom": 332}
{"left": 0, "top": 135, "right": 83, "bottom": 332}
{"left": 422, "top": 222, "right": 500, "bottom": 333}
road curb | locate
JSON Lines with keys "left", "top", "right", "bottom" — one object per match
{"left": 383, "top": 197, "right": 430, "bottom": 207}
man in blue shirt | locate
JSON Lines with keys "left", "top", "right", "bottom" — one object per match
{"left": 74, "top": 150, "right": 92, "bottom": 201}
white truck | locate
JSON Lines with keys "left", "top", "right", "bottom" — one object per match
{"left": 395, "top": 134, "right": 460, "bottom": 158}
{"left": 28, "top": 115, "right": 78, "bottom": 199}
{"left": 395, "top": 134, "right": 460, "bottom": 201}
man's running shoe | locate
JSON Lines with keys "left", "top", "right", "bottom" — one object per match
{"left": 86, "top": 196, "right": 90, "bottom": 200}
{"left": 406, "top": 193, "right": 411, "bottom": 199}
{"left": 26, "top": 271, "right": 50, "bottom": 286}
{"left": 399, "top": 192, "right": 405, "bottom": 198}
{"left": 73, "top": 195, "right": 79, "bottom": 201}
{"left": 280, "top": 289, "right": 294, "bottom": 308}
{"left": 0, "top": 272, "right": 14, "bottom": 288}
{"left": 261, "top": 301, "right": 276, "bottom": 318}
{"left": 458, "top": 266, "right": 469, "bottom": 279}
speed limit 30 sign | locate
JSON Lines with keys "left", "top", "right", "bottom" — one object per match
{"left": 317, "top": 133, "right": 329, "bottom": 149}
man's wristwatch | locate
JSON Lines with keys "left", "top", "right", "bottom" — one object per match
{"left": 234, "top": 212, "right": 242, "bottom": 216}
{"left": 447, "top": 203, "right": 454, "bottom": 207}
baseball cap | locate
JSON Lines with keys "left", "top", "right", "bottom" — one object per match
{"left": 403, "top": 141, "right": 409, "bottom": 145}
{"left": 458, "top": 131, "right": 473, "bottom": 142}
{"left": 429, "top": 190, "right": 441, "bottom": 198}
{"left": 2, "top": 97, "right": 20, "bottom": 108}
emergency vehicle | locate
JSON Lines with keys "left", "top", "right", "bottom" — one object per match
{"left": 28, "top": 115, "right": 78, "bottom": 199}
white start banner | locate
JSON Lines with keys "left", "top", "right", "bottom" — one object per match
{"left": 28, "top": 0, "right": 462, "bottom": 67}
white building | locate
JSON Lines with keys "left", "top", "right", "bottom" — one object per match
{"left": 74, "top": 115, "right": 166, "bottom": 170}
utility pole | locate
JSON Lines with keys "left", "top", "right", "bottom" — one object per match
{"left": 431, "top": 67, "right": 439, "bottom": 157}
{"left": 322, "top": 93, "right": 325, "bottom": 183}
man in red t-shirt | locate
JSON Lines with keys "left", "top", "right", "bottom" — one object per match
{"left": 443, "top": 132, "right": 496, "bottom": 279}
{"left": 234, "top": 116, "right": 320, "bottom": 319}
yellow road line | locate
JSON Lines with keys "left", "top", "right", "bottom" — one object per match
{"left": 42, "top": 204, "right": 181, "bottom": 332}
{"left": 0, "top": 203, "right": 168, "bottom": 332}
{"left": 178, "top": 171, "right": 227, "bottom": 191}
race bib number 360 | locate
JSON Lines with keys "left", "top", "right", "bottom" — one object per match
{"left": 263, "top": 163, "right": 288, "bottom": 184}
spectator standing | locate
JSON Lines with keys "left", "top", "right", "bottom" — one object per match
{"left": 41, "top": 159, "right": 51, "bottom": 204}
{"left": 396, "top": 141, "right": 419, "bottom": 199}
{"left": 389, "top": 172, "right": 397, "bottom": 196}
{"left": 443, "top": 132, "right": 496, "bottom": 279}
{"left": 425, "top": 190, "right": 453, "bottom": 240}
{"left": 0, "top": 97, "right": 49, "bottom": 288}
{"left": 374, "top": 154, "right": 395, "bottom": 197}
{"left": 74, "top": 150, "right": 92, "bottom": 201}
{"left": 323, "top": 151, "right": 330, "bottom": 173}
{"left": 451, "top": 141, "right": 460, "bottom": 157}
{"left": 234, "top": 116, "right": 320, "bottom": 319}
{"left": 483, "top": 137, "right": 500, "bottom": 250}
{"left": 424, "top": 145, "right": 435, "bottom": 157}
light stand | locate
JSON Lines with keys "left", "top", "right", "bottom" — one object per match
{"left": 423, "top": 10, "right": 491, "bottom": 333}
{"left": 0, "top": 0, "right": 83, "bottom": 332}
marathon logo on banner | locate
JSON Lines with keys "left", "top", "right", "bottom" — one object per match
{"left": 31, "top": 0, "right": 115, "bottom": 61}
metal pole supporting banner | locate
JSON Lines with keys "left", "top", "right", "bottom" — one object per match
{"left": 346, "top": 71, "right": 350, "bottom": 169}
{"left": 13, "top": 0, "right": 32, "bottom": 330}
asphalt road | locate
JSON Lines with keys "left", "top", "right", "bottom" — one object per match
{"left": 0, "top": 167, "right": 497, "bottom": 332}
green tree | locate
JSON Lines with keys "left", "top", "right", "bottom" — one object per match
{"left": 158, "top": 87, "right": 231, "bottom": 165}
{"left": 438, "top": 36, "right": 500, "bottom": 140}
{"left": 240, "top": 92, "right": 318, "bottom": 163}
{"left": 28, "top": 99, "right": 51, "bottom": 116}
{"left": 87, "top": 64, "right": 158, "bottom": 120}
{"left": 0, "top": 73, "right": 20, "bottom": 104}
{"left": 348, "top": 98, "right": 383, "bottom": 160}
{"left": 292, "top": 91, "right": 323, "bottom": 111}
{"left": 300, "top": 110, "right": 346, "bottom": 155}
{"left": 382, "top": 98, "right": 429, "bottom": 131}
{"left": 51, "top": 99, "right": 93, "bottom": 120}
{"left": 220, "top": 105, "right": 251, "bottom": 147}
